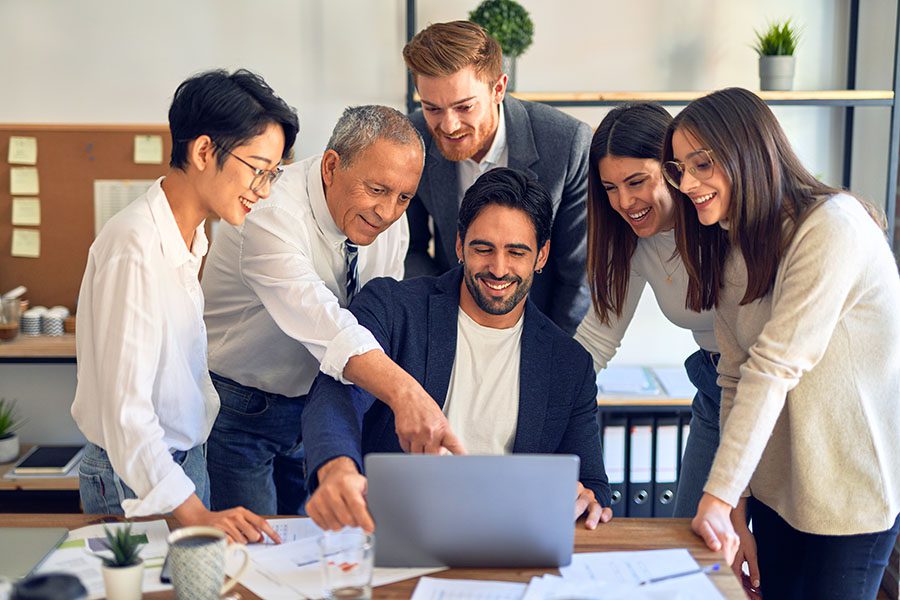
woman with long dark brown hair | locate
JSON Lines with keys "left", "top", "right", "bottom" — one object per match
{"left": 664, "top": 86, "right": 900, "bottom": 599}
{"left": 574, "top": 103, "right": 726, "bottom": 524}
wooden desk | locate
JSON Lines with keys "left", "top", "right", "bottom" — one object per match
{"left": 0, "top": 334, "right": 76, "bottom": 362}
{"left": 0, "top": 514, "right": 746, "bottom": 599}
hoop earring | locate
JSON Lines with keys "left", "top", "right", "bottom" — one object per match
{"left": 458, "top": 258, "right": 463, "bottom": 264}
{"left": 536, "top": 268, "right": 543, "bottom": 274}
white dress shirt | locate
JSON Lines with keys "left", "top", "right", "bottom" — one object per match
{"left": 457, "top": 102, "right": 508, "bottom": 207}
{"left": 575, "top": 229, "right": 717, "bottom": 372}
{"left": 443, "top": 308, "right": 523, "bottom": 454}
{"left": 72, "top": 178, "right": 218, "bottom": 517}
{"left": 202, "top": 155, "right": 409, "bottom": 398}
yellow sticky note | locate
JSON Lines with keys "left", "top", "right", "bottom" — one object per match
{"left": 134, "top": 135, "right": 163, "bottom": 164}
{"left": 11, "top": 229, "right": 40, "bottom": 258}
{"left": 11, "top": 198, "right": 41, "bottom": 226}
{"left": 8, "top": 136, "right": 38, "bottom": 165}
{"left": 10, "top": 167, "right": 39, "bottom": 195}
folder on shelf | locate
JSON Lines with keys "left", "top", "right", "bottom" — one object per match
{"left": 597, "top": 366, "right": 660, "bottom": 396}
{"left": 627, "top": 422, "right": 653, "bottom": 517}
{"left": 601, "top": 421, "right": 626, "bottom": 517}
{"left": 651, "top": 367, "right": 697, "bottom": 398}
{"left": 681, "top": 423, "right": 691, "bottom": 458}
{"left": 653, "top": 421, "right": 679, "bottom": 517}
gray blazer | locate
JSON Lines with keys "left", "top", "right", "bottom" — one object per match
{"left": 405, "top": 96, "right": 591, "bottom": 334}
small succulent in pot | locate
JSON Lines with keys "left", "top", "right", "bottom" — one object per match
{"left": 101, "top": 523, "right": 145, "bottom": 568}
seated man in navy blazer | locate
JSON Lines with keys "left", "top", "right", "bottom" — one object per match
{"left": 302, "top": 168, "right": 611, "bottom": 533}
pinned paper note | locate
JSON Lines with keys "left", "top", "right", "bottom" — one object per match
{"left": 134, "top": 135, "right": 163, "bottom": 164}
{"left": 94, "top": 180, "right": 154, "bottom": 236}
{"left": 10, "top": 167, "right": 39, "bottom": 195}
{"left": 11, "top": 229, "right": 40, "bottom": 258}
{"left": 8, "top": 136, "right": 38, "bottom": 165}
{"left": 11, "top": 198, "right": 41, "bottom": 226}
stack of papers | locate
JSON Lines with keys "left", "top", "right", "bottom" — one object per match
{"left": 37, "top": 520, "right": 171, "bottom": 600}
{"left": 410, "top": 549, "right": 724, "bottom": 599}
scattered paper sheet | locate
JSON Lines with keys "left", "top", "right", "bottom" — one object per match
{"left": 522, "top": 573, "right": 681, "bottom": 600}
{"left": 11, "top": 197, "right": 41, "bottom": 226}
{"left": 93, "top": 180, "right": 153, "bottom": 236}
{"left": 10, "top": 167, "right": 39, "bottom": 195}
{"left": 412, "top": 577, "right": 527, "bottom": 600}
{"left": 229, "top": 519, "right": 446, "bottom": 600}
{"left": 11, "top": 229, "right": 40, "bottom": 258}
{"left": 559, "top": 549, "right": 724, "bottom": 599}
{"left": 37, "top": 520, "right": 172, "bottom": 600}
{"left": 134, "top": 135, "right": 163, "bottom": 164}
{"left": 8, "top": 136, "right": 38, "bottom": 165}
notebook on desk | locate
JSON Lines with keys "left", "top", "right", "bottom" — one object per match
{"left": 0, "top": 527, "right": 68, "bottom": 579}
{"left": 12, "top": 445, "right": 84, "bottom": 475}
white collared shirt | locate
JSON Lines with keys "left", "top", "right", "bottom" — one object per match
{"left": 72, "top": 177, "right": 217, "bottom": 517}
{"left": 202, "top": 155, "right": 409, "bottom": 398}
{"left": 457, "top": 102, "right": 508, "bottom": 206}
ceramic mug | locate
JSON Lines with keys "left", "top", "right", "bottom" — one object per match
{"left": 166, "top": 526, "right": 250, "bottom": 600}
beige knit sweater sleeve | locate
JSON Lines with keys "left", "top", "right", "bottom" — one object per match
{"left": 704, "top": 198, "right": 871, "bottom": 507}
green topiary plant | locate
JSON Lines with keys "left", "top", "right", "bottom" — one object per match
{"left": 753, "top": 18, "right": 801, "bottom": 56}
{"left": 0, "top": 399, "right": 25, "bottom": 439}
{"left": 101, "top": 523, "right": 144, "bottom": 568}
{"left": 469, "top": 0, "right": 534, "bottom": 58}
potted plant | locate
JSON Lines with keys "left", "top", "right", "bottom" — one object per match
{"left": 754, "top": 18, "right": 801, "bottom": 91}
{"left": 469, "top": 0, "right": 534, "bottom": 91}
{"left": 0, "top": 399, "right": 25, "bottom": 463}
{"left": 100, "top": 523, "right": 145, "bottom": 600}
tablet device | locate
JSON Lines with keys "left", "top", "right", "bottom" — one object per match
{"left": 12, "top": 445, "right": 84, "bottom": 475}
{"left": 0, "top": 527, "right": 68, "bottom": 579}
{"left": 365, "top": 454, "right": 579, "bottom": 568}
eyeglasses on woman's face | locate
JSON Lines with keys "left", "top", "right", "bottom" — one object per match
{"left": 662, "top": 148, "right": 715, "bottom": 188}
{"left": 218, "top": 145, "right": 283, "bottom": 193}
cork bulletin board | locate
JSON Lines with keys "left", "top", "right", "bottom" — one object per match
{"left": 0, "top": 124, "right": 171, "bottom": 309}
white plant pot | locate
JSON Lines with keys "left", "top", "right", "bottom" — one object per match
{"left": 759, "top": 55, "right": 796, "bottom": 91}
{"left": 0, "top": 434, "right": 19, "bottom": 463}
{"left": 101, "top": 561, "right": 144, "bottom": 600}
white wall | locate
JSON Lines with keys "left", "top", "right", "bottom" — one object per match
{"left": 0, "top": 1, "right": 895, "bottom": 440}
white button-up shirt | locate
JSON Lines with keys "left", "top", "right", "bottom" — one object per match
{"left": 72, "top": 178, "right": 218, "bottom": 517}
{"left": 457, "top": 102, "right": 508, "bottom": 206}
{"left": 202, "top": 155, "right": 409, "bottom": 398}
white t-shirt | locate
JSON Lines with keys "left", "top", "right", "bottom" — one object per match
{"left": 443, "top": 308, "right": 523, "bottom": 454}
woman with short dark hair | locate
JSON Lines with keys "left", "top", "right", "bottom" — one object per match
{"left": 72, "top": 69, "right": 298, "bottom": 543}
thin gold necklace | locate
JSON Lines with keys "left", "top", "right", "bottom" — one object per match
{"left": 651, "top": 234, "right": 678, "bottom": 284}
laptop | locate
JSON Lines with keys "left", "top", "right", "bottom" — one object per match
{"left": 365, "top": 454, "right": 579, "bottom": 568}
{"left": 0, "top": 527, "right": 69, "bottom": 579}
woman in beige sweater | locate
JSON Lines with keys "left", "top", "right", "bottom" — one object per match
{"left": 661, "top": 87, "right": 900, "bottom": 600}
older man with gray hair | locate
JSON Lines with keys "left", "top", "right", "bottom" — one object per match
{"left": 201, "top": 105, "right": 464, "bottom": 517}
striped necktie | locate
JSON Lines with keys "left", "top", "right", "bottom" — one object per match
{"left": 344, "top": 239, "right": 359, "bottom": 302}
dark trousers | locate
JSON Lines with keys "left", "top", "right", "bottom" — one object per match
{"left": 206, "top": 372, "right": 307, "bottom": 516}
{"left": 750, "top": 496, "right": 900, "bottom": 600}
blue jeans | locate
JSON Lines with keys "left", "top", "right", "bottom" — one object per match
{"left": 78, "top": 442, "right": 209, "bottom": 514}
{"left": 206, "top": 373, "right": 307, "bottom": 516}
{"left": 750, "top": 497, "right": 900, "bottom": 599}
{"left": 673, "top": 349, "right": 722, "bottom": 518}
